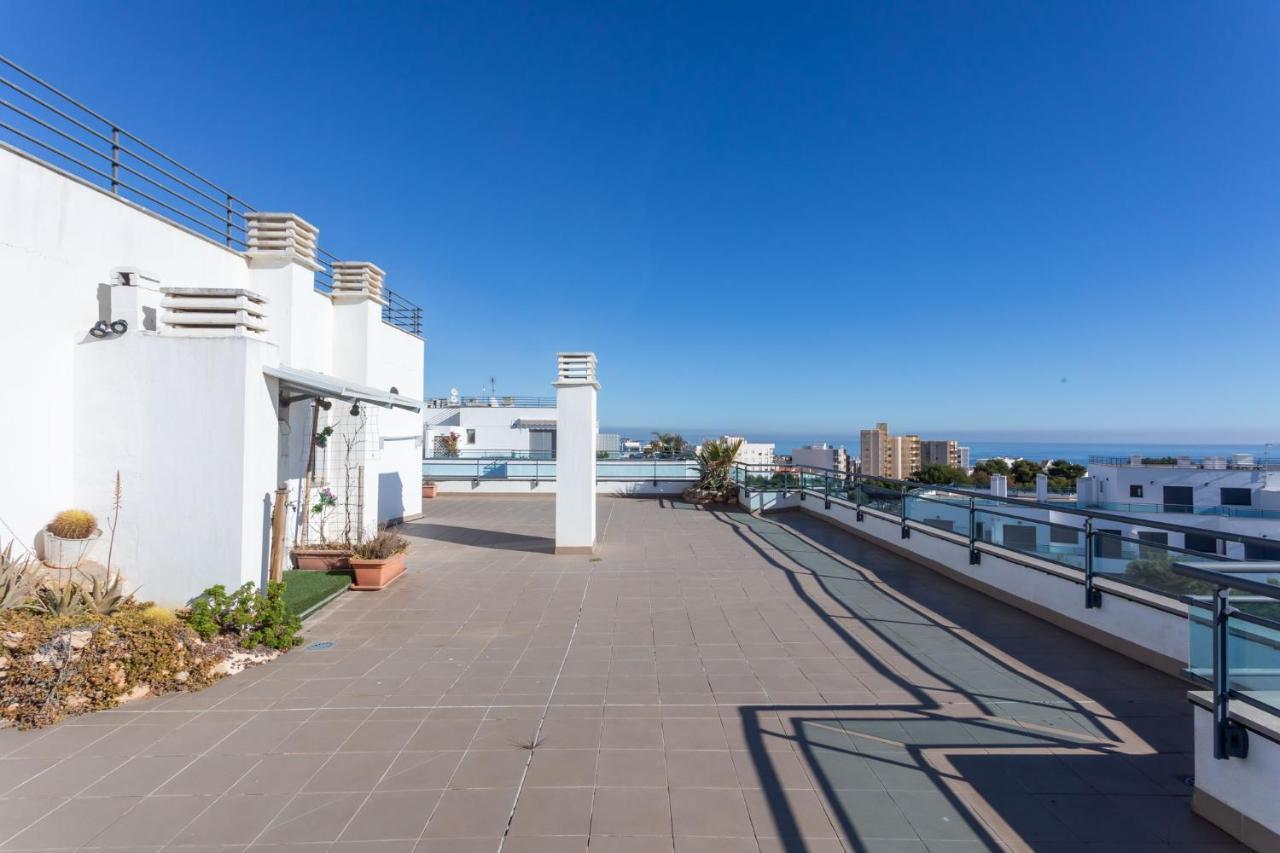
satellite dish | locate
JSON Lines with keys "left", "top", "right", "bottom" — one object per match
{"left": 450, "top": 387, "right": 458, "bottom": 396}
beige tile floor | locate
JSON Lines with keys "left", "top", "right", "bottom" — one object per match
{"left": 0, "top": 496, "right": 1243, "bottom": 852}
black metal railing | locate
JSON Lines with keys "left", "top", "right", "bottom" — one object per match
{"left": 425, "top": 396, "right": 558, "bottom": 409}
{"left": 0, "top": 53, "right": 424, "bottom": 337}
{"left": 733, "top": 461, "right": 1280, "bottom": 608}
{"left": 1173, "top": 559, "right": 1280, "bottom": 760}
{"left": 1089, "top": 454, "right": 1280, "bottom": 471}
{"left": 0, "top": 54, "right": 252, "bottom": 248}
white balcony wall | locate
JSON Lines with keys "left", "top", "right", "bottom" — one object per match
{"left": 0, "top": 146, "right": 425, "bottom": 603}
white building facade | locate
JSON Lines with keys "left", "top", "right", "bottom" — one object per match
{"left": 0, "top": 143, "right": 425, "bottom": 604}
{"left": 424, "top": 396, "right": 558, "bottom": 458}
{"left": 791, "top": 443, "right": 849, "bottom": 474}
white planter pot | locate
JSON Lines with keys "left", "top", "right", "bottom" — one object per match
{"left": 43, "top": 529, "right": 101, "bottom": 569}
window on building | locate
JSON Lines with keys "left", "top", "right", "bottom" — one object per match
{"left": 465, "top": 429, "right": 476, "bottom": 445}
{"left": 1094, "top": 529, "right": 1123, "bottom": 559}
{"left": 1137, "top": 530, "right": 1169, "bottom": 558}
{"left": 1184, "top": 533, "right": 1218, "bottom": 555}
{"left": 1129, "top": 485, "right": 1143, "bottom": 498}
{"left": 1245, "top": 541, "right": 1280, "bottom": 560}
{"left": 1220, "top": 487, "right": 1252, "bottom": 507}
{"left": 1162, "top": 486, "right": 1193, "bottom": 513}
{"left": 1002, "top": 525, "right": 1037, "bottom": 552}
{"left": 1049, "top": 525, "right": 1079, "bottom": 545}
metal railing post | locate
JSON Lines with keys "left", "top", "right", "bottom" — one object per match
{"left": 225, "top": 194, "right": 233, "bottom": 246}
{"left": 824, "top": 472, "right": 831, "bottom": 509}
{"left": 110, "top": 127, "right": 120, "bottom": 193}
{"left": 901, "top": 491, "right": 911, "bottom": 538}
{"left": 1084, "top": 519, "right": 1101, "bottom": 608}
{"left": 1212, "top": 586, "right": 1249, "bottom": 759}
{"left": 855, "top": 473, "right": 864, "bottom": 522}
{"left": 799, "top": 468, "right": 806, "bottom": 501}
{"left": 968, "top": 496, "right": 980, "bottom": 564}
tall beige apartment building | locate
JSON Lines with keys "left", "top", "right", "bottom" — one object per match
{"left": 859, "top": 422, "right": 920, "bottom": 478}
{"left": 921, "top": 439, "right": 961, "bottom": 468}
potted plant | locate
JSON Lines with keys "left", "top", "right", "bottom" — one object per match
{"left": 422, "top": 478, "right": 437, "bottom": 499}
{"left": 43, "top": 509, "right": 101, "bottom": 569}
{"left": 291, "top": 488, "right": 353, "bottom": 570}
{"left": 349, "top": 531, "right": 410, "bottom": 590}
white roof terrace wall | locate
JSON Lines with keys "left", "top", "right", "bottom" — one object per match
{"left": 0, "top": 145, "right": 254, "bottom": 564}
{"left": 0, "top": 145, "right": 425, "bottom": 601}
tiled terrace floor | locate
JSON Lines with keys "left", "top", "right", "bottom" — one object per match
{"left": 0, "top": 497, "right": 1241, "bottom": 852}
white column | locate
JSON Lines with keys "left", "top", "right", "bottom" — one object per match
{"left": 990, "top": 474, "right": 1008, "bottom": 498}
{"left": 1035, "top": 472, "right": 1048, "bottom": 502}
{"left": 554, "top": 352, "right": 599, "bottom": 554}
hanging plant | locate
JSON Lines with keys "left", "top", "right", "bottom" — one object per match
{"left": 313, "top": 425, "right": 335, "bottom": 448}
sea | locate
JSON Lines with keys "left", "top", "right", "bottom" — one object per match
{"left": 600, "top": 429, "right": 1274, "bottom": 466}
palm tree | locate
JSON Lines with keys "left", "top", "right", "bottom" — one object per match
{"left": 647, "top": 431, "right": 688, "bottom": 458}
{"left": 693, "top": 436, "right": 743, "bottom": 495}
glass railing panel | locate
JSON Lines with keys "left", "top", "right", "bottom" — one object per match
{"left": 1092, "top": 534, "right": 1230, "bottom": 598}
{"left": 972, "top": 510, "right": 1085, "bottom": 570}
{"left": 903, "top": 493, "right": 971, "bottom": 537}
{"left": 859, "top": 478, "right": 905, "bottom": 517}
{"left": 1187, "top": 600, "right": 1280, "bottom": 714}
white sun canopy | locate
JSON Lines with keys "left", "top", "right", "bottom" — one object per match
{"left": 264, "top": 365, "right": 423, "bottom": 412}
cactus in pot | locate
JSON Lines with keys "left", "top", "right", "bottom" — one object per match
{"left": 44, "top": 508, "right": 101, "bottom": 569}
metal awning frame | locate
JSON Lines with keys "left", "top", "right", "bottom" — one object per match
{"left": 265, "top": 365, "right": 423, "bottom": 412}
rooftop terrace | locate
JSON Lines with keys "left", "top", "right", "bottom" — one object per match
{"left": 0, "top": 496, "right": 1239, "bottom": 851}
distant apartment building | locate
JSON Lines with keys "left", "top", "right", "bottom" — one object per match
{"left": 860, "top": 423, "right": 920, "bottom": 479}
{"left": 1078, "top": 454, "right": 1280, "bottom": 555}
{"left": 792, "top": 443, "right": 849, "bottom": 474}
{"left": 921, "top": 439, "right": 961, "bottom": 469}
{"left": 958, "top": 446, "right": 971, "bottom": 470}
{"left": 723, "top": 435, "right": 776, "bottom": 467}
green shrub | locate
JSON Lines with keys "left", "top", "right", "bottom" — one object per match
{"left": 185, "top": 581, "right": 302, "bottom": 650}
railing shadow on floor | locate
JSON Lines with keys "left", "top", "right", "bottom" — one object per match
{"left": 707, "top": 507, "right": 1213, "bottom": 852}
{"left": 397, "top": 521, "right": 555, "bottom": 554}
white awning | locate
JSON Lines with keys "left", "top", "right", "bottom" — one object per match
{"left": 264, "top": 365, "right": 423, "bottom": 412}
{"left": 514, "top": 418, "right": 557, "bottom": 428}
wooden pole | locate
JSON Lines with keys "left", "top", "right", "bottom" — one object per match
{"left": 268, "top": 484, "right": 288, "bottom": 583}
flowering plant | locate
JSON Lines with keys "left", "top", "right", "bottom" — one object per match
{"left": 311, "top": 487, "right": 337, "bottom": 515}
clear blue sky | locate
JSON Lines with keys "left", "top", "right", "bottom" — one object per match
{"left": 6, "top": 2, "right": 1279, "bottom": 439}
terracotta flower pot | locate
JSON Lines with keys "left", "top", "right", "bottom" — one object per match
{"left": 291, "top": 548, "right": 351, "bottom": 571}
{"left": 349, "top": 552, "right": 407, "bottom": 590}
{"left": 422, "top": 483, "right": 438, "bottom": 499}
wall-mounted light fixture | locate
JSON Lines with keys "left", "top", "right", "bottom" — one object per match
{"left": 350, "top": 402, "right": 361, "bottom": 416}
{"left": 89, "top": 319, "right": 128, "bottom": 338}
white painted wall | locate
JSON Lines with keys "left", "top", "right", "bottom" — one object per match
{"left": 0, "top": 145, "right": 425, "bottom": 603}
{"left": 554, "top": 380, "right": 597, "bottom": 551}
{"left": 0, "top": 146, "right": 251, "bottom": 553}
{"left": 1192, "top": 703, "right": 1280, "bottom": 842}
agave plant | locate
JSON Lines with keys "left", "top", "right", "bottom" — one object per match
{"left": 694, "top": 437, "right": 744, "bottom": 495}
{"left": 80, "top": 570, "right": 128, "bottom": 615}
{"left": 0, "top": 541, "right": 42, "bottom": 610}
{"left": 23, "top": 580, "right": 90, "bottom": 617}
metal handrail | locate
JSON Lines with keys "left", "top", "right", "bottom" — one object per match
{"left": 1173, "top": 560, "right": 1280, "bottom": 761}
{"left": 0, "top": 53, "right": 424, "bottom": 336}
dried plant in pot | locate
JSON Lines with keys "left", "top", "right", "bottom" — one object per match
{"left": 349, "top": 531, "right": 410, "bottom": 591}
{"left": 43, "top": 509, "right": 102, "bottom": 569}
{"left": 422, "top": 478, "right": 437, "bottom": 499}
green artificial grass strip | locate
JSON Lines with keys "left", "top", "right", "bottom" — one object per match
{"left": 281, "top": 570, "right": 352, "bottom": 617}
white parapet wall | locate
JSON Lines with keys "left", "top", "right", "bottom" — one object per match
{"left": 1189, "top": 694, "right": 1280, "bottom": 849}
